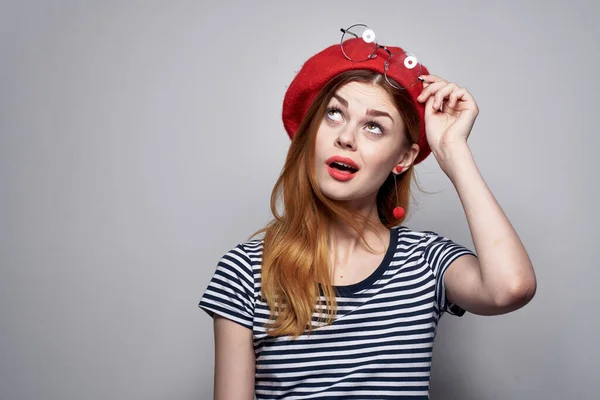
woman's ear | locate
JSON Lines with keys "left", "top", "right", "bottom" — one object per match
{"left": 391, "top": 143, "right": 420, "bottom": 174}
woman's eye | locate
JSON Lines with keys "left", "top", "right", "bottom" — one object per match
{"left": 326, "top": 109, "right": 343, "bottom": 122}
{"left": 365, "top": 122, "right": 383, "bottom": 135}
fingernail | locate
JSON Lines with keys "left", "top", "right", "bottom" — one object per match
{"left": 418, "top": 76, "right": 424, "bottom": 82}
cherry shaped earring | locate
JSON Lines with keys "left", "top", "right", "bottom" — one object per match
{"left": 393, "top": 165, "right": 405, "bottom": 220}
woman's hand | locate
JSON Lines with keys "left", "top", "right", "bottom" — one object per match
{"left": 416, "top": 75, "right": 479, "bottom": 166}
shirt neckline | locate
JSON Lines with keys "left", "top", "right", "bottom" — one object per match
{"left": 332, "top": 227, "right": 398, "bottom": 297}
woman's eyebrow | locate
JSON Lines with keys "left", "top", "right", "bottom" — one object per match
{"left": 333, "top": 94, "right": 348, "bottom": 108}
{"left": 333, "top": 94, "right": 393, "bottom": 122}
{"left": 366, "top": 109, "right": 393, "bottom": 121}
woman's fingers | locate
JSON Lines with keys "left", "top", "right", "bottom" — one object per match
{"left": 448, "top": 88, "right": 469, "bottom": 109}
{"left": 417, "top": 79, "right": 447, "bottom": 103}
{"left": 432, "top": 82, "right": 459, "bottom": 110}
{"left": 418, "top": 76, "right": 472, "bottom": 112}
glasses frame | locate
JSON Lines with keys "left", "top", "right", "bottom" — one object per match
{"left": 339, "top": 24, "right": 421, "bottom": 90}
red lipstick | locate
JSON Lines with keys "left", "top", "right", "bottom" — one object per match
{"left": 325, "top": 156, "right": 359, "bottom": 182}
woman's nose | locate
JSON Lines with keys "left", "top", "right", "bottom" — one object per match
{"left": 335, "top": 127, "right": 357, "bottom": 150}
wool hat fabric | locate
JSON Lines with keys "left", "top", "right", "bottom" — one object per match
{"left": 282, "top": 40, "right": 432, "bottom": 164}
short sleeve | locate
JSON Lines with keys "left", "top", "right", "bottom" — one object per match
{"left": 423, "top": 232, "right": 477, "bottom": 316}
{"left": 198, "top": 244, "right": 255, "bottom": 330}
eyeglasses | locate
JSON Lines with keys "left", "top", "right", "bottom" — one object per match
{"left": 340, "top": 24, "right": 422, "bottom": 90}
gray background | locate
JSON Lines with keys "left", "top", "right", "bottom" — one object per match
{"left": 1, "top": 0, "right": 598, "bottom": 399}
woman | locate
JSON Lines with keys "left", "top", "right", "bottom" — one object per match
{"left": 198, "top": 24, "right": 537, "bottom": 399}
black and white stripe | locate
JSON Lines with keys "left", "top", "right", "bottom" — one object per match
{"left": 199, "top": 226, "right": 475, "bottom": 399}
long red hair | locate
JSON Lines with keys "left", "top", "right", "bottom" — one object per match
{"left": 252, "top": 70, "right": 422, "bottom": 338}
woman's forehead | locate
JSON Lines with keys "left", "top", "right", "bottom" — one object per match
{"left": 333, "top": 82, "right": 397, "bottom": 112}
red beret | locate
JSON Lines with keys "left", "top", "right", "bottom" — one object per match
{"left": 282, "top": 42, "right": 432, "bottom": 164}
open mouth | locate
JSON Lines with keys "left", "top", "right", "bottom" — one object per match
{"left": 328, "top": 161, "right": 358, "bottom": 174}
{"left": 325, "top": 156, "right": 359, "bottom": 181}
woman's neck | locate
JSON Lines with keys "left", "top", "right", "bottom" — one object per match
{"left": 327, "top": 201, "right": 390, "bottom": 264}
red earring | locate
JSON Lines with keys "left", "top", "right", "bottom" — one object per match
{"left": 392, "top": 170, "right": 405, "bottom": 220}
{"left": 393, "top": 205, "right": 406, "bottom": 219}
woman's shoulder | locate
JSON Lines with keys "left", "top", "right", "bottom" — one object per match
{"left": 218, "top": 237, "right": 264, "bottom": 268}
{"left": 394, "top": 224, "right": 475, "bottom": 260}
{"left": 209, "top": 238, "right": 264, "bottom": 288}
{"left": 393, "top": 224, "right": 471, "bottom": 255}
{"left": 394, "top": 224, "right": 445, "bottom": 243}
{"left": 237, "top": 237, "right": 264, "bottom": 259}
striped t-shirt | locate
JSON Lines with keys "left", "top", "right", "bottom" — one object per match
{"left": 198, "top": 225, "right": 476, "bottom": 399}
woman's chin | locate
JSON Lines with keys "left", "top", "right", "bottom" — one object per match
{"left": 319, "top": 184, "right": 368, "bottom": 205}
{"left": 317, "top": 180, "right": 354, "bottom": 201}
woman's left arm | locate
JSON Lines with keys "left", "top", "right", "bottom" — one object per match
{"left": 417, "top": 75, "right": 537, "bottom": 316}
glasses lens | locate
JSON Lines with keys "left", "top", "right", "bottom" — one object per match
{"left": 341, "top": 24, "right": 377, "bottom": 61}
{"left": 386, "top": 50, "right": 422, "bottom": 89}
